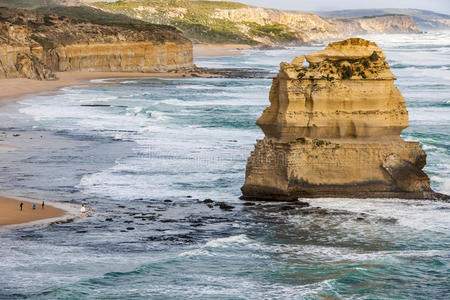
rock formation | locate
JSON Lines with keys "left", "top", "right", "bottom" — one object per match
{"left": 0, "top": 7, "right": 193, "bottom": 80}
{"left": 241, "top": 38, "right": 448, "bottom": 201}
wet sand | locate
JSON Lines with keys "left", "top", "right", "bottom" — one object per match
{"left": 0, "top": 195, "right": 66, "bottom": 227}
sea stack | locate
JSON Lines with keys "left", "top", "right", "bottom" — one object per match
{"left": 241, "top": 38, "right": 447, "bottom": 201}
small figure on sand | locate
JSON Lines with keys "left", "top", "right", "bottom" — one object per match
{"left": 20, "top": 202, "right": 23, "bottom": 211}
{"left": 42, "top": 201, "right": 45, "bottom": 209}
{"left": 32, "top": 204, "right": 36, "bottom": 210}
{"left": 80, "top": 204, "right": 86, "bottom": 214}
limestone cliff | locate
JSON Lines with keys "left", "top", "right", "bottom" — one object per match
{"left": 330, "top": 15, "right": 419, "bottom": 35}
{"left": 242, "top": 38, "right": 448, "bottom": 201}
{"left": 90, "top": 1, "right": 420, "bottom": 46}
{"left": 0, "top": 7, "right": 193, "bottom": 80}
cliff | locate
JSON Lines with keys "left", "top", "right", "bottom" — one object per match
{"left": 0, "top": 7, "right": 193, "bottom": 80}
{"left": 89, "top": 0, "right": 420, "bottom": 46}
{"left": 330, "top": 15, "right": 419, "bottom": 35}
{"left": 241, "top": 38, "right": 448, "bottom": 201}
{"left": 318, "top": 9, "right": 450, "bottom": 31}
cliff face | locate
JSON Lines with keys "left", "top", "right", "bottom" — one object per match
{"left": 91, "top": 1, "right": 420, "bottom": 45}
{"left": 242, "top": 38, "right": 447, "bottom": 201}
{"left": 0, "top": 7, "right": 193, "bottom": 80}
{"left": 318, "top": 9, "right": 450, "bottom": 31}
{"left": 330, "top": 15, "right": 419, "bottom": 35}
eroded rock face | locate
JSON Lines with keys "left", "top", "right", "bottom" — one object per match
{"left": 0, "top": 7, "right": 193, "bottom": 80}
{"left": 242, "top": 38, "right": 448, "bottom": 201}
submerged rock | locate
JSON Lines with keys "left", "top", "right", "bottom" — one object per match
{"left": 241, "top": 38, "right": 448, "bottom": 201}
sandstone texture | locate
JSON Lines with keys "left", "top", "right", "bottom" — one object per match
{"left": 242, "top": 38, "right": 448, "bottom": 201}
{"left": 0, "top": 7, "right": 193, "bottom": 80}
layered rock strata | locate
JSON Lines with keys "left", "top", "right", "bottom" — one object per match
{"left": 0, "top": 7, "right": 193, "bottom": 80}
{"left": 91, "top": 1, "right": 419, "bottom": 46}
{"left": 242, "top": 38, "right": 448, "bottom": 201}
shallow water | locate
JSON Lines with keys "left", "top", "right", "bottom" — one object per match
{"left": 0, "top": 32, "right": 449, "bottom": 299}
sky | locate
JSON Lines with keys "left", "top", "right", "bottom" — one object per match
{"left": 224, "top": 0, "right": 450, "bottom": 14}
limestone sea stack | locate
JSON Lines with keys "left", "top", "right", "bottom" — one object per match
{"left": 241, "top": 38, "right": 448, "bottom": 201}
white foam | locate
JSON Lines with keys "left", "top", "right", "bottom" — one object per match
{"left": 305, "top": 198, "right": 450, "bottom": 233}
{"left": 205, "top": 234, "right": 251, "bottom": 248}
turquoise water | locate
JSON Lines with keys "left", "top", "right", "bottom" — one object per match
{"left": 0, "top": 32, "right": 449, "bottom": 299}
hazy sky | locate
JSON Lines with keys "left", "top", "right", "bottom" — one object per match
{"left": 229, "top": 0, "right": 450, "bottom": 14}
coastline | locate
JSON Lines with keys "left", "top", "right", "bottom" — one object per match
{"left": 0, "top": 195, "right": 80, "bottom": 230}
{"left": 0, "top": 71, "right": 196, "bottom": 104}
{"left": 0, "top": 46, "right": 253, "bottom": 228}
{"left": 0, "top": 45, "right": 254, "bottom": 103}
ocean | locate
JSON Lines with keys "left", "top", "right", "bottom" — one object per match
{"left": 0, "top": 32, "right": 449, "bottom": 299}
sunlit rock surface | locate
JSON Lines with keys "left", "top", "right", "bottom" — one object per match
{"left": 0, "top": 7, "right": 193, "bottom": 80}
{"left": 242, "top": 38, "right": 448, "bottom": 201}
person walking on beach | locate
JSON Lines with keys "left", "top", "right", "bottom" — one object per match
{"left": 80, "top": 204, "right": 86, "bottom": 214}
{"left": 42, "top": 201, "right": 45, "bottom": 209}
{"left": 19, "top": 202, "right": 23, "bottom": 211}
{"left": 32, "top": 204, "right": 36, "bottom": 210}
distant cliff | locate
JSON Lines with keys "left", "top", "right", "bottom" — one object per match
{"left": 88, "top": 0, "right": 420, "bottom": 45}
{"left": 0, "top": 7, "right": 193, "bottom": 80}
{"left": 329, "top": 15, "right": 419, "bottom": 35}
{"left": 318, "top": 9, "right": 450, "bottom": 31}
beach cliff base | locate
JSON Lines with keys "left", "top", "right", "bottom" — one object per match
{"left": 241, "top": 38, "right": 449, "bottom": 201}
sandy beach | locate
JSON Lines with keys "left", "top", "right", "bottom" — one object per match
{"left": 193, "top": 44, "right": 253, "bottom": 57}
{"left": 0, "top": 71, "right": 196, "bottom": 104}
{"left": 0, "top": 195, "right": 66, "bottom": 227}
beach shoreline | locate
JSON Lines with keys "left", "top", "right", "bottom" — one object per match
{"left": 0, "top": 45, "right": 254, "bottom": 104}
{"left": 0, "top": 46, "right": 253, "bottom": 228}
{"left": 0, "top": 195, "right": 81, "bottom": 230}
{"left": 0, "top": 71, "right": 198, "bottom": 104}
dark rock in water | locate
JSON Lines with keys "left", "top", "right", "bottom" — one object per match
{"left": 124, "top": 220, "right": 133, "bottom": 224}
{"left": 80, "top": 104, "right": 111, "bottom": 107}
{"left": 294, "top": 201, "right": 310, "bottom": 208}
{"left": 186, "top": 195, "right": 192, "bottom": 198}
{"left": 217, "top": 202, "right": 234, "bottom": 210}
{"left": 203, "top": 199, "right": 214, "bottom": 204}
{"left": 207, "top": 204, "right": 214, "bottom": 209}
{"left": 164, "top": 199, "right": 173, "bottom": 203}
{"left": 378, "top": 217, "right": 397, "bottom": 224}
{"left": 258, "top": 44, "right": 287, "bottom": 50}
{"left": 243, "top": 202, "right": 256, "bottom": 206}
{"left": 160, "top": 219, "right": 177, "bottom": 223}
{"left": 280, "top": 205, "right": 295, "bottom": 211}
{"left": 196, "top": 67, "right": 271, "bottom": 79}
{"left": 118, "top": 205, "right": 126, "bottom": 208}
{"left": 126, "top": 227, "right": 135, "bottom": 230}
{"left": 356, "top": 217, "right": 365, "bottom": 221}
{"left": 105, "top": 218, "right": 113, "bottom": 222}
